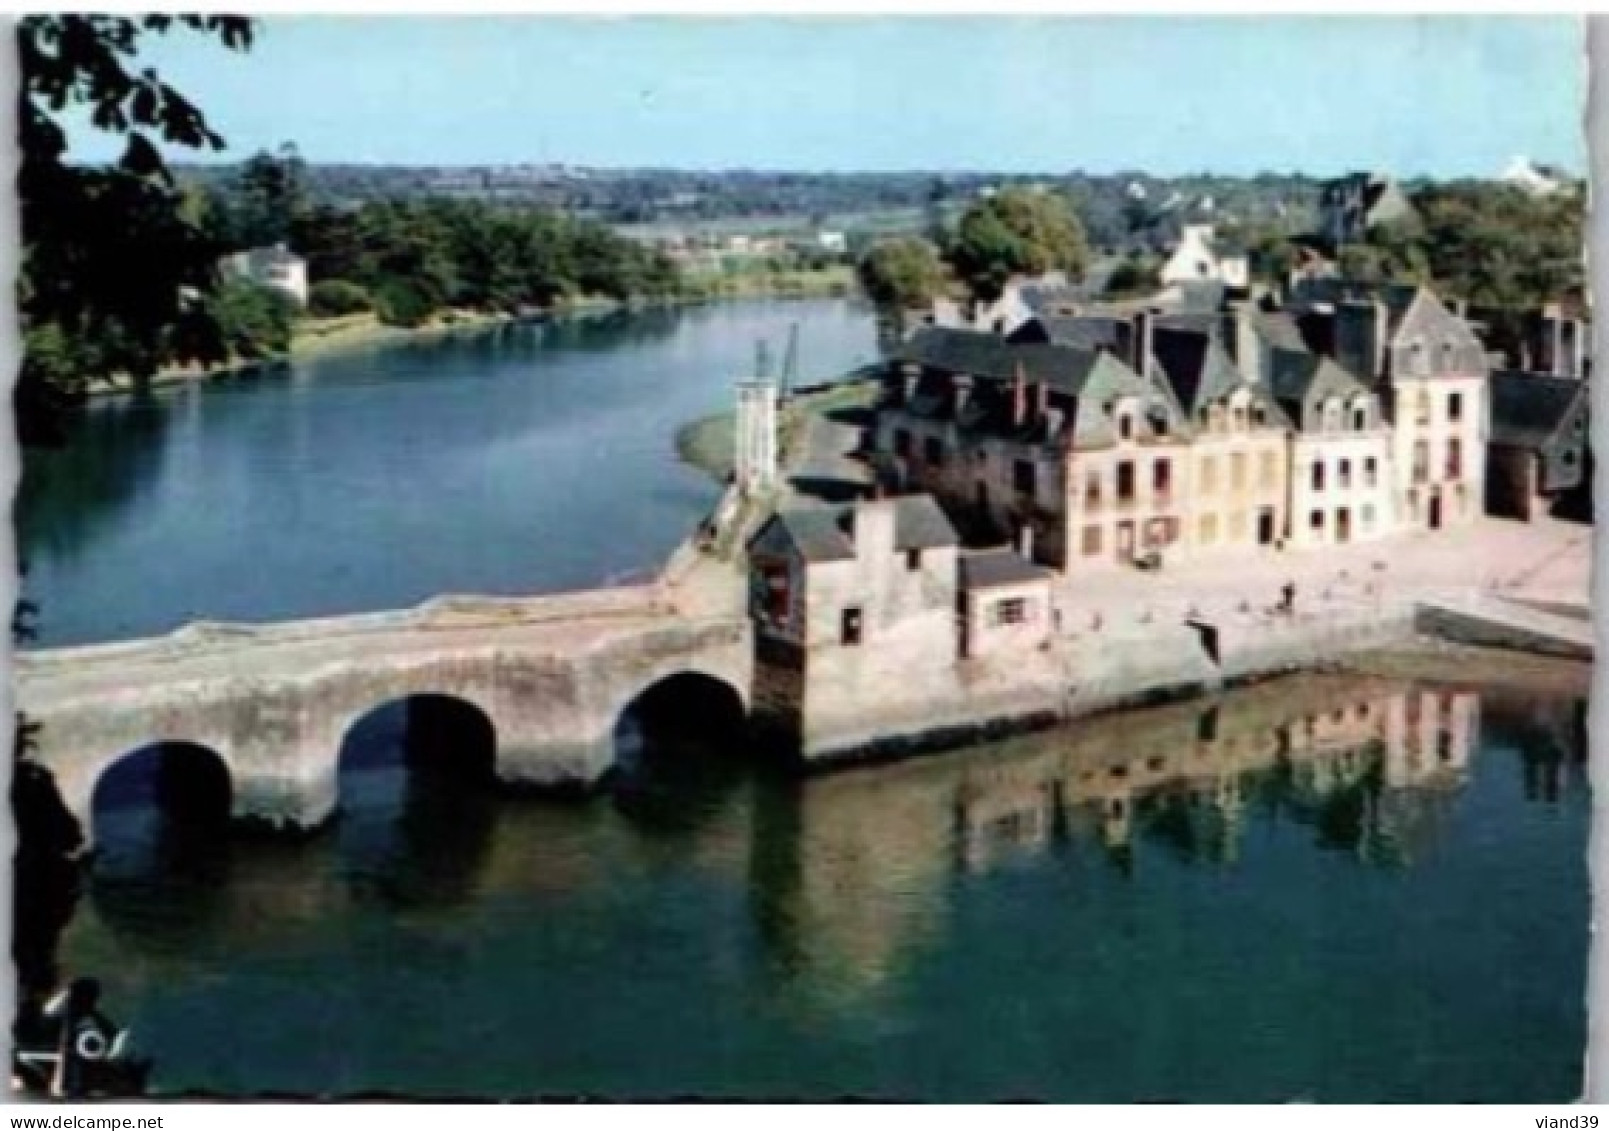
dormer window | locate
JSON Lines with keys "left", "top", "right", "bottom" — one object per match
{"left": 1119, "top": 413, "right": 1134, "bottom": 441}
{"left": 1322, "top": 397, "right": 1343, "bottom": 433}
{"left": 1351, "top": 399, "right": 1370, "bottom": 431}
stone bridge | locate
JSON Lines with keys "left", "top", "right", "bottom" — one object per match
{"left": 15, "top": 577, "right": 753, "bottom": 843}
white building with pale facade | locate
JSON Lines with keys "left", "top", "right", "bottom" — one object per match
{"left": 1331, "top": 287, "right": 1489, "bottom": 532}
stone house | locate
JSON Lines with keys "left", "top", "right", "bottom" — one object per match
{"left": 746, "top": 496, "right": 963, "bottom": 757}
{"left": 1486, "top": 370, "right": 1590, "bottom": 521}
{"left": 1267, "top": 351, "right": 1397, "bottom": 548}
{"left": 1149, "top": 326, "right": 1293, "bottom": 554}
{"left": 1331, "top": 286, "right": 1490, "bottom": 531}
{"left": 957, "top": 548, "right": 1057, "bottom": 659}
{"left": 876, "top": 325, "right": 1193, "bottom": 571}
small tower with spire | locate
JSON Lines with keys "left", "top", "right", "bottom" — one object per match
{"left": 734, "top": 339, "right": 779, "bottom": 497}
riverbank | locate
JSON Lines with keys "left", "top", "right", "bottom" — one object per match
{"left": 681, "top": 264, "right": 854, "bottom": 301}
{"left": 675, "top": 376, "right": 881, "bottom": 482}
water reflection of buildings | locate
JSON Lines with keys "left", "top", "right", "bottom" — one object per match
{"left": 949, "top": 680, "right": 1479, "bottom": 875}
{"left": 72, "top": 677, "right": 1510, "bottom": 1019}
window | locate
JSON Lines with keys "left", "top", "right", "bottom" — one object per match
{"left": 1117, "top": 460, "right": 1136, "bottom": 502}
{"left": 1013, "top": 459, "right": 1036, "bottom": 496}
{"left": 840, "top": 607, "right": 863, "bottom": 646}
{"left": 1415, "top": 391, "right": 1431, "bottom": 426}
{"left": 1153, "top": 458, "right": 1172, "bottom": 500}
{"left": 1231, "top": 406, "right": 1247, "bottom": 431}
{"left": 1352, "top": 405, "right": 1369, "bottom": 431}
{"left": 923, "top": 437, "right": 945, "bottom": 467}
{"left": 1311, "top": 461, "right": 1325, "bottom": 492}
{"left": 1323, "top": 399, "right": 1342, "bottom": 433}
{"left": 1118, "top": 412, "right": 1135, "bottom": 441}
{"left": 1252, "top": 404, "right": 1268, "bottom": 427}
{"left": 1084, "top": 471, "right": 1102, "bottom": 508}
{"left": 1082, "top": 525, "right": 1103, "bottom": 557}
{"left": 758, "top": 563, "right": 790, "bottom": 623}
{"left": 905, "top": 548, "right": 922, "bottom": 572}
{"left": 1412, "top": 440, "right": 1429, "bottom": 483}
{"left": 994, "top": 598, "right": 1029, "bottom": 626}
{"left": 893, "top": 429, "right": 912, "bottom": 458}
{"left": 1259, "top": 450, "right": 1278, "bottom": 489}
{"left": 1447, "top": 437, "right": 1462, "bottom": 480}
{"left": 1230, "top": 452, "right": 1247, "bottom": 492}
{"left": 1338, "top": 459, "right": 1352, "bottom": 490}
{"left": 1209, "top": 405, "right": 1226, "bottom": 433}
{"left": 1199, "top": 456, "right": 1218, "bottom": 495}
{"left": 1448, "top": 392, "right": 1464, "bottom": 423}
{"left": 1199, "top": 513, "right": 1219, "bottom": 546}
{"left": 1365, "top": 456, "right": 1379, "bottom": 487}
{"left": 1362, "top": 504, "right": 1376, "bottom": 530}
{"left": 1310, "top": 509, "right": 1325, "bottom": 531}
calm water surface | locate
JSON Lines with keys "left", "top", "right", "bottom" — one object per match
{"left": 23, "top": 299, "right": 1590, "bottom": 1100}
{"left": 19, "top": 299, "right": 878, "bottom": 646}
{"left": 64, "top": 675, "right": 1587, "bottom": 1102}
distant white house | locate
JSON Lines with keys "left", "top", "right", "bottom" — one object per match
{"left": 815, "top": 230, "right": 848, "bottom": 254}
{"left": 220, "top": 244, "right": 309, "bottom": 306}
{"left": 1159, "top": 224, "right": 1248, "bottom": 289}
{"left": 1500, "top": 156, "right": 1569, "bottom": 198}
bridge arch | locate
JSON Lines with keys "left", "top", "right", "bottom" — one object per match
{"left": 89, "top": 740, "right": 234, "bottom": 874}
{"left": 612, "top": 670, "right": 749, "bottom": 769}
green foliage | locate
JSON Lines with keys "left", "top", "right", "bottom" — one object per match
{"left": 18, "top": 15, "right": 255, "bottom": 441}
{"left": 1104, "top": 254, "right": 1161, "bottom": 300}
{"left": 307, "top": 279, "right": 372, "bottom": 318}
{"left": 1346, "top": 184, "right": 1582, "bottom": 309}
{"left": 278, "top": 197, "right": 682, "bottom": 327}
{"left": 947, "top": 187, "right": 1091, "bottom": 300}
{"left": 208, "top": 280, "right": 295, "bottom": 360}
{"left": 856, "top": 236, "right": 946, "bottom": 311}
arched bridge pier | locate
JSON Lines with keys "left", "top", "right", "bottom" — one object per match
{"left": 16, "top": 586, "right": 752, "bottom": 844}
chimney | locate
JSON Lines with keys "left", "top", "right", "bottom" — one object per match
{"left": 1224, "top": 302, "right": 1262, "bottom": 384}
{"left": 1012, "top": 362, "right": 1029, "bottom": 428}
{"left": 1132, "top": 310, "right": 1153, "bottom": 375}
{"left": 953, "top": 373, "right": 974, "bottom": 419}
{"left": 901, "top": 362, "right": 921, "bottom": 404}
{"left": 1018, "top": 523, "right": 1035, "bottom": 559}
{"left": 851, "top": 498, "right": 897, "bottom": 565}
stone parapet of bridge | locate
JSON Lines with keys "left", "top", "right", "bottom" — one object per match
{"left": 17, "top": 584, "right": 752, "bottom": 843}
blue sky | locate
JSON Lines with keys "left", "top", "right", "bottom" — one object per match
{"left": 72, "top": 16, "right": 1585, "bottom": 175}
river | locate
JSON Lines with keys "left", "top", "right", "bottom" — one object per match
{"left": 21, "top": 299, "right": 1591, "bottom": 1100}
{"left": 60, "top": 673, "right": 1587, "bottom": 1101}
{"left": 18, "top": 298, "right": 880, "bottom": 647}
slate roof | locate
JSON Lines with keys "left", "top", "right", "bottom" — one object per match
{"left": 1008, "top": 314, "right": 1129, "bottom": 353}
{"left": 959, "top": 548, "right": 1054, "bottom": 591}
{"left": 1489, "top": 371, "right": 1587, "bottom": 449}
{"left": 1266, "top": 350, "right": 1369, "bottom": 431}
{"left": 894, "top": 327, "right": 1113, "bottom": 397}
{"left": 892, "top": 326, "right": 1188, "bottom": 450}
{"left": 1252, "top": 308, "right": 1314, "bottom": 354}
{"left": 755, "top": 496, "right": 960, "bottom": 565}
{"left": 1150, "top": 328, "right": 1239, "bottom": 414}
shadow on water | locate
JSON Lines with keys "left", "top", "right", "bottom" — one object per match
{"left": 335, "top": 695, "right": 501, "bottom": 910}
{"left": 85, "top": 742, "right": 237, "bottom": 952}
{"left": 17, "top": 394, "right": 173, "bottom": 565}
{"left": 609, "top": 673, "right": 755, "bottom": 839}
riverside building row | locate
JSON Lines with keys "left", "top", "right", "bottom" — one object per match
{"left": 871, "top": 283, "right": 1492, "bottom": 572}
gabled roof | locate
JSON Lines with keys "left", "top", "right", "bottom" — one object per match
{"left": 1150, "top": 328, "right": 1241, "bottom": 414}
{"left": 1489, "top": 371, "right": 1588, "bottom": 450}
{"left": 959, "top": 548, "right": 1054, "bottom": 591}
{"left": 1267, "top": 350, "right": 1370, "bottom": 430}
{"left": 750, "top": 497, "right": 960, "bottom": 565}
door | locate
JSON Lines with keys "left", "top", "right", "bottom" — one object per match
{"left": 1336, "top": 507, "right": 1351, "bottom": 544}
{"left": 1428, "top": 489, "right": 1443, "bottom": 530}
{"left": 1116, "top": 521, "right": 1135, "bottom": 563}
{"left": 1256, "top": 507, "right": 1276, "bottom": 546}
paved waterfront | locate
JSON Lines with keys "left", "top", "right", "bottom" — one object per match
{"left": 1048, "top": 516, "right": 1591, "bottom": 637}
